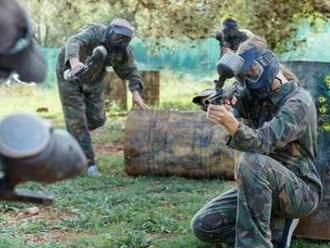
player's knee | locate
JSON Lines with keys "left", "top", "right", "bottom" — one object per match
{"left": 191, "top": 209, "right": 227, "bottom": 243}
{"left": 236, "top": 152, "right": 265, "bottom": 179}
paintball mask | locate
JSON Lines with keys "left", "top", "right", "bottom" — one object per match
{"left": 216, "top": 47, "right": 280, "bottom": 99}
{"left": 106, "top": 18, "right": 134, "bottom": 51}
{"left": 0, "top": 113, "right": 87, "bottom": 205}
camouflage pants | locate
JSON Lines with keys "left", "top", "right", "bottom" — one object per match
{"left": 57, "top": 72, "right": 106, "bottom": 166}
{"left": 191, "top": 152, "right": 319, "bottom": 248}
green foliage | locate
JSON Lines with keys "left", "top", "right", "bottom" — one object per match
{"left": 19, "top": 0, "right": 115, "bottom": 47}
{"left": 20, "top": 0, "right": 330, "bottom": 51}
{"left": 318, "top": 75, "right": 330, "bottom": 132}
{"left": 246, "top": 0, "right": 309, "bottom": 52}
{"left": 324, "top": 75, "right": 330, "bottom": 88}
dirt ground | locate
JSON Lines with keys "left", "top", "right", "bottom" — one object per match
{"left": 94, "top": 142, "right": 123, "bottom": 156}
{"left": 0, "top": 207, "right": 95, "bottom": 244}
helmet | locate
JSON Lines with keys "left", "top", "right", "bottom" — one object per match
{"left": 106, "top": 18, "right": 134, "bottom": 51}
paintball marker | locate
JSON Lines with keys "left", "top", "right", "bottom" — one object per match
{"left": 64, "top": 45, "right": 108, "bottom": 82}
{"left": 0, "top": 114, "right": 87, "bottom": 205}
{"left": 192, "top": 76, "right": 227, "bottom": 112}
{"left": 193, "top": 53, "right": 244, "bottom": 111}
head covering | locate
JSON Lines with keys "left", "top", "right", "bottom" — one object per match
{"left": 216, "top": 46, "right": 280, "bottom": 99}
{"left": 0, "top": 0, "right": 47, "bottom": 83}
{"left": 222, "top": 18, "right": 238, "bottom": 30}
{"left": 238, "top": 47, "right": 280, "bottom": 93}
{"left": 110, "top": 18, "right": 134, "bottom": 38}
{"left": 105, "top": 18, "right": 134, "bottom": 51}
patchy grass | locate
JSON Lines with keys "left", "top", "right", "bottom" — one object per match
{"left": 0, "top": 76, "right": 329, "bottom": 247}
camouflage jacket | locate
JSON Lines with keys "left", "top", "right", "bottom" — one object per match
{"left": 228, "top": 81, "right": 323, "bottom": 195}
{"left": 57, "top": 23, "right": 143, "bottom": 92}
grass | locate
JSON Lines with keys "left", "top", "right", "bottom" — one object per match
{"left": 0, "top": 73, "right": 329, "bottom": 247}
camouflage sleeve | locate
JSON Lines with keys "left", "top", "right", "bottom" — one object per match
{"left": 227, "top": 98, "right": 307, "bottom": 154}
{"left": 64, "top": 26, "right": 98, "bottom": 65}
{"left": 112, "top": 47, "right": 143, "bottom": 93}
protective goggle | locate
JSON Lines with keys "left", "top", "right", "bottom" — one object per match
{"left": 110, "top": 33, "right": 131, "bottom": 43}
{"left": 236, "top": 60, "right": 264, "bottom": 85}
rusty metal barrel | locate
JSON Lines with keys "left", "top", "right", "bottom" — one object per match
{"left": 124, "top": 110, "right": 237, "bottom": 180}
{"left": 284, "top": 61, "right": 330, "bottom": 240}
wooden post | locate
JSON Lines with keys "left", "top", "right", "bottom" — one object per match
{"left": 103, "top": 70, "right": 127, "bottom": 111}
{"left": 103, "top": 70, "right": 161, "bottom": 110}
{"left": 140, "top": 71, "right": 160, "bottom": 106}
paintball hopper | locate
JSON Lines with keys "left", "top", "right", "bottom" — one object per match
{"left": 216, "top": 53, "right": 244, "bottom": 78}
{"left": 193, "top": 53, "right": 244, "bottom": 111}
{"left": 0, "top": 113, "right": 87, "bottom": 205}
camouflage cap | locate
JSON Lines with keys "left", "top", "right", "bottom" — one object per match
{"left": 110, "top": 18, "right": 134, "bottom": 38}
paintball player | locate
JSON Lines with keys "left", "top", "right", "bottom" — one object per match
{"left": 56, "top": 18, "right": 147, "bottom": 176}
{"left": 215, "top": 18, "right": 251, "bottom": 56}
{"left": 0, "top": 0, "right": 86, "bottom": 205}
{"left": 191, "top": 37, "right": 322, "bottom": 247}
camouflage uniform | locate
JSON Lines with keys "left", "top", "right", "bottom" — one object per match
{"left": 191, "top": 81, "right": 322, "bottom": 247}
{"left": 56, "top": 24, "right": 143, "bottom": 166}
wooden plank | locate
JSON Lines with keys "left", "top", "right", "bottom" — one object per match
{"left": 103, "top": 71, "right": 127, "bottom": 110}
{"left": 140, "top": 71, "right": 160, "bottom": 106}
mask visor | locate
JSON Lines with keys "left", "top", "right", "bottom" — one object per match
{"left": 236, "top": 60, "right": 264, "bottom": 86}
